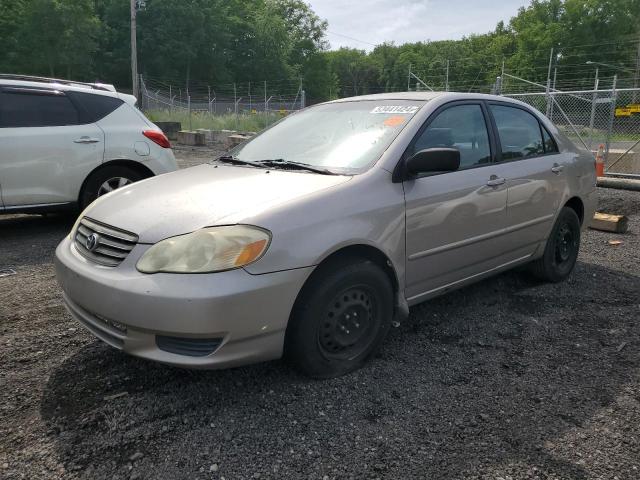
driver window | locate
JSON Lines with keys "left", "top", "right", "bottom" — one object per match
{"left": 412, "top": 104, "right": 492, "bottom": 169}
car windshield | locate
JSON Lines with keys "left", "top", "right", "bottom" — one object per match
{"left": 227, "top": 100, "right": 426, "bottom": 174}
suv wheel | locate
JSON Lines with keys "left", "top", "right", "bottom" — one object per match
{"left": 530, "top": 206, "right": 581, "bottom": 282}
{"left": 285, "top": 257, "right": 393, "bottom": 378}
{"left": 80, "top": 166, "right": 143, "bottom": 210}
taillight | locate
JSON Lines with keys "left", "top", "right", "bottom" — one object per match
{"left": 143, "top": 130, "right": 171, "bottom": 148}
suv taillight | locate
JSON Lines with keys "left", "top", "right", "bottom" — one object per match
{"left": 143, "top": 130, "right": 171, "bottom": 148}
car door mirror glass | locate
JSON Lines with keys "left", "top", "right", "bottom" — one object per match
{"left": 406, "top": 148, "right": 460, "bottom": 176}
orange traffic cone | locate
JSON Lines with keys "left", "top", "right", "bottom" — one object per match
{"left": 595, "top": 144, "right": 605, "bottom": 177}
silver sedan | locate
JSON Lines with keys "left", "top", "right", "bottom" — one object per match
{"left": 55, "top": 92, "right": 597, "bottom": 378}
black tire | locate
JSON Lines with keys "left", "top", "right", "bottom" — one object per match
{"left": 80, "top": 166, "right": 144, "bottom": 210}
{"left": 285, "top": 258, "right": 394, "bottom": 378}
{"left": 529, "top": 206, "right": 581, "bottom": 283}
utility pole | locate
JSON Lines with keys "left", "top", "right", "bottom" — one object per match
{"left": 130, "top": 0, "right": 138, "bottom": 100}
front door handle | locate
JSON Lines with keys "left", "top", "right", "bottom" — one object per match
{"left": 551, "top": 163, "right": 564, "bottom": 174}
{"left": 74, "top": 137, "right": 100, "bottom": 144}
{"left": 486, "top": 176, "right": 506, "bottom": 187}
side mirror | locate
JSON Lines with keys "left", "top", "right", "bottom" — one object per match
{"left": 405, "top": 148, "right": 460, "bottom": 176}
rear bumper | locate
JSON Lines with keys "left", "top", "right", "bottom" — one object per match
{"left": 55, "top": 236, "right": 312, "bottom": 369}
{"left": 144, "top": 148, "right": 178, "bottom": 175}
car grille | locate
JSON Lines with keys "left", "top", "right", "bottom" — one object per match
{"left": 74, "top": 217, "right": 138, "bottom": 267}
{"left": 156, "top": 336, "right": 223, "bottom": 357}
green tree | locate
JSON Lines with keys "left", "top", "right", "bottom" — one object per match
{"left": 16, "top": 0, "right": 99, "bottom": 79}
{"left": 0, "top": 0, "right": 26, "bottom": 72}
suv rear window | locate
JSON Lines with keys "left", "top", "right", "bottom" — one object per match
{"left": 67, "top": 91, "right": 124, "bottom": 123}
{"left": 0, "top": 89, "right": 80, "bottom": 128}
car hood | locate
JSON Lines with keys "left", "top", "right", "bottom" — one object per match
{"left": 84, "top": 164, "right": 352, "bottom": 243}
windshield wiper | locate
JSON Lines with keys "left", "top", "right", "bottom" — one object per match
{"left": 214, "top": 155, "right": 263, "bottom": 168}
{"left": 256, "top": 159, "right": 335, "bottom": 175}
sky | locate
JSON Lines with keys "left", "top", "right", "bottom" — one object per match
{"left": 308, "top": 0, "right": 530, "bottom": 51}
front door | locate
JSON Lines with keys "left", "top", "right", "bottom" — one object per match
{"left": 403, "top": 102, "right": 511, "bottom": 302}
{"left": 0, "top": 87, "right": 104, "bottom": 207}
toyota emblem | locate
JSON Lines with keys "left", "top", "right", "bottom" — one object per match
{"left": 85, "top": 233, "right": 100, "bottom": 252}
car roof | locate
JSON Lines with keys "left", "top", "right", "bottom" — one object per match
{"left": 0, "top": 76, "right": 137, "bottom": 104}
{"left": 327, "top": 91, "right": 529, "bottom": 104}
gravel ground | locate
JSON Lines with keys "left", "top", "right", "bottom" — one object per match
{"left": 1, "top": 149, "right": 639, "bottom": 479}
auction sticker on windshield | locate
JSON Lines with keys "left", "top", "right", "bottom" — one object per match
{"left": 370, "top": 105, "right": 420, "bottom": 114}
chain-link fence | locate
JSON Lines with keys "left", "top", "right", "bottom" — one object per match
{"left": 507, "top": 88, "right": 640, "bottom": 177}
{"left": 140, "top": 76, "right": 306, "bottom": 132}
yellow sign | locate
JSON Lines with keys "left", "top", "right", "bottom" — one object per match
{"left": 627, "top": 104, "right": 640, "bottom": 113}
{"left": 615, "top": 108, "right": 632, "bottom": 117}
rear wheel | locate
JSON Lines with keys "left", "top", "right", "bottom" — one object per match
{"left": 80, "top": 166, "right": 144, "bottom": 210}
{"left": 530, "top": 206, "right": 581, "bottom": 282}
{"left": 285, "top": 258, "right": 393, "bottom": 378}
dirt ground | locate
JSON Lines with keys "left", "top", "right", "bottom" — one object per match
{"left": 1, "top": 148, "right": 639, "bottom": 479}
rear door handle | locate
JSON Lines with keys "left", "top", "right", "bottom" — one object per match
{"left": 551, "top": 163, "right": 564, "bottom": 174}
{"left": 74, "top": 137, "right": 100, "bottom": 144}
{"left": 486, "top": 176, "right": 506, "bottom": 187}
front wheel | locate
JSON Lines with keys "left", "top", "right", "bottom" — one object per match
{"left": 529, "top": 206, "right": 581, "bottom": 283}
{"left": 285, "top": 258, "right": 394, "bottom": 378}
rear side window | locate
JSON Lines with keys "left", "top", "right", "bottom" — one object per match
{"left": 542, "top": 127, "right": 558, "bottom": 153}
{"left": 67, "top": 91, "right": 124, "bottom": 123}
{"left": 490, "top": 105, "right": 545, "bottom": 160}
{"left": 0, "top": 90, "right": 79, "bottom": 127}
{"left": 412, "top": 104, "right": 492, "bottom": 169}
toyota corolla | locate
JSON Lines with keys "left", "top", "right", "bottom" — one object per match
{"left": 55, "top": 92, "right": 597, "bottom": 378}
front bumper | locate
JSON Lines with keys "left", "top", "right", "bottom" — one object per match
{"left": 55, "top": 236, "right": 313, "bottom": 369}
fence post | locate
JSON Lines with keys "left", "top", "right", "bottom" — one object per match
{"left": 588, "top": 68, "right": 599, "bottom": 150}
{"left": 301, "top": 90, "right": 306, "bottom": 109}
{"left": 545, "top": 78, "right": 552, "bottom": 117}
{"left": 169, "top": 85, "right": 173, "bottom": 113}
{"left": 188, "top": 95, "right": 192, "bottom": 132}
{"left": 264, "top": 80, "right": 268, "bottom": 128}
{"left": 605, "top": 75, "right": 618, "bottom": 165}
{"left": 445, "top": 59, "right": 450, "bottom": 92}
{"left": 208, "top": 86, "right": 211, "bottom": 115}
{"left": 549, "top": 68, "right": 557, "bottom": 121}
{"left": 234, "top": 82, "right": 238, "bottom": 131}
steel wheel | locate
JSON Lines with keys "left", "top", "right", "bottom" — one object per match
{"left": 318, "top": 286, "right": 378, "bottom": 360}
{"left": 97, "top": 177, "right": 133, "bottom": 196}
{"left": 553, "top": 222, "right": 576, "bottom": 267}
{"left": 285, "top": 258, "right": 393, "bottom": 378}
{"left": 529, "top": 206, "right": 581, "bottom": 283}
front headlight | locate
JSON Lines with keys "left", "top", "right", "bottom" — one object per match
{"left": 136, "top": 225, "right": 271, "bottom": 274}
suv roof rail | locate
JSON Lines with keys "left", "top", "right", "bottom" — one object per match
{"left": 0, "top": 74, "right": 116, "bottom": 92}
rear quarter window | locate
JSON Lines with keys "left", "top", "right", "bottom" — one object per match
{"left": 67, "top": 91, "right": 124, "bottom": 123}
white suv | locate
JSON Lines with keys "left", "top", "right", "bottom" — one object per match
{"left": 0, "top": 74, "right": 177, "bottom": 213}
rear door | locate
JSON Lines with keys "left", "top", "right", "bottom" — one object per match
{"left": 0, "top": 86, "right": 104, "bottom": 207}
{"left": 487, "top": 102, "right": 566, "bottom": 254}
{"left": 403, "top": 101, "right": 512, "bottom": 301}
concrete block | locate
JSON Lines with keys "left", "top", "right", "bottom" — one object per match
{"left": 224, "top": 134, "right": 253, "bottom": 150}
{"left": 212, "top": 130, "right": 237, "bottom": 143}
{"left": 177, "top": 130, "right": 206, "bottom": 146}
{"left": 154, "top": 121, "right": 181, "bottom": 140}
{"left": 196, "top": 129, "right": 215, "bottom": 142}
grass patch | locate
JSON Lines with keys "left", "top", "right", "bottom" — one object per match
{"left": 144, "top": 109, "right": 284, "bottom": 133}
